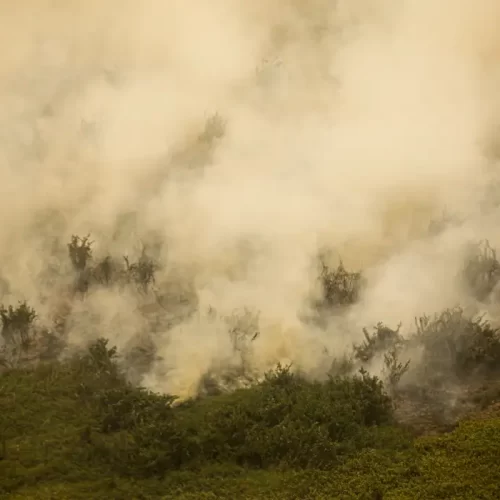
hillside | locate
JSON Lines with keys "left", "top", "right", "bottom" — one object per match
{"left": 1, "top": 237, "right": 500, "bottom": 499}
{"left": 3, "top": 2, "right": 500, "bottom": 499}
{"left": 1, "top": 339, "right": 500, "bottom": 499}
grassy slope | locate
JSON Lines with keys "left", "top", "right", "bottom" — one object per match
{"left": 1, "top": 354, "right": 500, "bottom": 500}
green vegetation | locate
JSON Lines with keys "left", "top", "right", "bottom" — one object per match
{"left": 1, "top": 343, "right": 499, "bottom": 499}
{"left": 1, "top": 236, "right": 500, "bottom": 498}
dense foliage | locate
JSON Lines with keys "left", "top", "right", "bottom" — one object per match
{"left": 1, "top": 341, "right": 500, "bottom": 499}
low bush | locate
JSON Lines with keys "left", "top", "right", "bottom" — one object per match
{"left": 1, "top": 340, "right": 499, "bottom": 499}
{"left": 82, "top": 359, "right": 396, "bottom": 476}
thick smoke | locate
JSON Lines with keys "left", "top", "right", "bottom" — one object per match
{"left": 2, "top": 1, "right": 500, "bottom": 399}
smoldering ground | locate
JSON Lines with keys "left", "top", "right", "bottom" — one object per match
{"left": 1, "top": 1, "right": 500, "bottom": 400}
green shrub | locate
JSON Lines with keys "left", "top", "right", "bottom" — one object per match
{"left": 89, "top": 363, "right": 395, "bottom": 476}
{"left": 96, "top": 386, "right": 177, "bottom": 433}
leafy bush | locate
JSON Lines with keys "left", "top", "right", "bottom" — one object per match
{"left": 69, "top": 338, "right": 125, "bottom": 400}
{"left": 89, "top": 362, "right": 395, "bottom": 476}
{"left": 96, "top": 386, "right": 177, "bottom": 433}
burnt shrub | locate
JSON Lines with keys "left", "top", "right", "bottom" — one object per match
{"left": 410, "top": 308, "right": 500, "bottom": 382}
{"left": 318, "top": 257, "right": 363, "bottom": 309}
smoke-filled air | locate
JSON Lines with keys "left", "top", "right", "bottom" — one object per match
{"left": 2, "top": 0, "right": 500, "bottom": 404}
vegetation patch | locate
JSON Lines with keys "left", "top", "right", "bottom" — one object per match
{"left": 2, "top": 235, "right": 500, "bottom": 498}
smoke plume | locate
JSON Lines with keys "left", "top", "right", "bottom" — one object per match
{"left": 2, "top": 1, "right": 500, "bottom": 399}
